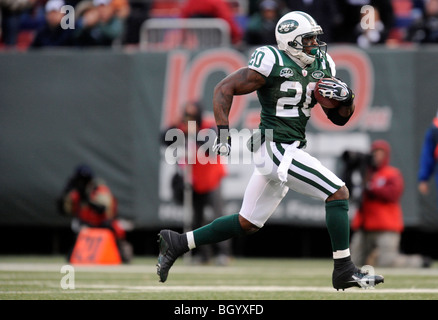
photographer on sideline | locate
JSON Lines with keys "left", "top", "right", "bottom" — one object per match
{"left": 57, "top": 164, "right": 133, "bottom": 263}
{"left": 342, "top": 140, "right": 431, "bottom": 268}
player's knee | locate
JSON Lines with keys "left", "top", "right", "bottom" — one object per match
{"left": 326, "top": 185, "right": 349, "bottom": 202}
{"left": 239, "top": 215, "right": 260, "bottom": 235}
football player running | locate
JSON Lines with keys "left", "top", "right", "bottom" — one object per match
{"left": 157, "top": 11, "right": 384, "bottom": 290}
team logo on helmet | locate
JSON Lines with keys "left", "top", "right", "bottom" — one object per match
{"left": 277, "top": 20, "right": 298, "bottom": 34}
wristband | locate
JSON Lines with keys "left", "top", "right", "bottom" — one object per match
{"left": 217, "top": 125, "right": 230, "bottom": 143}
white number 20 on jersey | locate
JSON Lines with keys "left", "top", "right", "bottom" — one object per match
{"left": 276, "top": 81, "right": 316, "bottom": 118}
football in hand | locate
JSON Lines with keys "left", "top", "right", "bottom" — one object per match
{"left": 314, "top": 78, "right": 340, "bottom": 109}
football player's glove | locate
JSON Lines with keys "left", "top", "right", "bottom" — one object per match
{"left": 213, "top": 125, "right": 231, "bottom": 156}
{"left": 317, "top": 78, "right": 354, "bottom": 105}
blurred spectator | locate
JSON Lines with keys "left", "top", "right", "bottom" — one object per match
{"left": 245, "top": 0, "right": 281, "bottom": 46}
{"left": 65, "top": 0, "right": 82, "bottom": 6}
{"left": 418, "top": 110, "right": 438, "bottom": 197}
{"left": 0, "top": 0, "right": 37, "bottom": 47}
{"left": 111, "top": 0, "right": 130, "bottom": 19}
{"left": 30, "top": 0, "right": 75, "bottom": 48}
{"left": 332, "top": 0, "right": 394, "bottom": 45}
{"left": 356, "top": 5, "right": 388, "bottom": 48}
{"left": 248, "top": 0, "right": 262, "bottom": 15}
{"left": 122, "top": 0, "right": 151, "bottom": 45}
{"left": 19, "top": 0, "right": 48, "bottom": 30}
{"left": 162, "top": 101, "right": 232, "bottom": 265}
{"left": 74, "top": 0, "right": 124, "bottom": 47}
{"left": 285, "top": 0, "right": 342, "bottom": 43}
{"left": 57, "top": 164, "right": 133, "bottom": 263}
{"left": 408, "top": 0, "right": 438, "bottom": 43}
{"left": 386, "top": 0, "right": 423, "bottom": 44}
{"left": 179, "top": 0, "right": 243, "bottom": 46}
{"left": 350, "top": 140, "right": 431, "bottom": 268}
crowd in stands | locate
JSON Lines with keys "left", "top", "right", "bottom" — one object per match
{"left": 0, "top": 0, "right": 437, "bottom": 51}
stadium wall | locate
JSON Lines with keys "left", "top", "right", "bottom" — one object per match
{"left": 1, "top": 46, "right": 437, "bottom": 236}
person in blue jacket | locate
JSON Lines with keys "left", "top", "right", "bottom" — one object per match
{"left": 418, "top": 111, "right": 438, "bottom": 197}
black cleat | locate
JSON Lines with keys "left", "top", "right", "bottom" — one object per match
{"left": 156, "top": 230, "right": 188, "bottom": 283}
{"left": 333, "top": 263, "right": 384, "bottom": 291}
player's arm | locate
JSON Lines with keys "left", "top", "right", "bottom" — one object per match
{"left": 212, "top": 67, "right": 266, "bottom": 155}
{"left": 213, "top": 67, "right": 265, "bottom": 126}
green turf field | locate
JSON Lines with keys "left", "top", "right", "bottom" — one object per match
{"left": 1, "top": 255, "right": 438, "bottom": 300}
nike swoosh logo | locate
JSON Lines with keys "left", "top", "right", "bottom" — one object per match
{"left": 352, "top": 275, "right": 374, "bottom": 289}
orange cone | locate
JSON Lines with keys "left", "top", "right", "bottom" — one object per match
{"left": 70, "top": 228, "right": 122, "bottom": 265}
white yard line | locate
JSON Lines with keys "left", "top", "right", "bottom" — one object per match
{"left": 82, "top": 284, "right": 438, "bottom": 294}
{"left": 1, "top": 263, "right": 438, "bottom": 276}
{"left": 2, "top": 283, "right": 438, "bottom": 294}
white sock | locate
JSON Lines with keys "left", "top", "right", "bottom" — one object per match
{"left": 186, "top": 231, "right": 196, "bottom": 250}
{"left": 333, "top": 248, "right": 350, "bottom": 259}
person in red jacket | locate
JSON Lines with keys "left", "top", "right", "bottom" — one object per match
{"left": 350, "top": 140, "right": 431, "bottom": 268}
{"left": 179, "top": 0, "right": 243, "bottom": 45}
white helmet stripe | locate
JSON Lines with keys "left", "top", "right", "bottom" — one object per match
{"left": 294, "top": 11, "right": 317, "bottom": 26}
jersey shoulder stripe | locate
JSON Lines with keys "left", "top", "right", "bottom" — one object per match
{"left": 266, "top": 45, "right": 284, "bottom": 66}
{"left": 325, "top": 52, "right": 336, "bottom": 77}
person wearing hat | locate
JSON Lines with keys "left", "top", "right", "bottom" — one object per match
{"left": 244, "top": 0, "right": 281, "bottom": 46}
{"left": 30, "top": 0, "right": 75, "bottom": 48}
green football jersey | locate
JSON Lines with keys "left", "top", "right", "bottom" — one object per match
{"left": 248, "top": 45, "right": 336, "bottom": 147}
